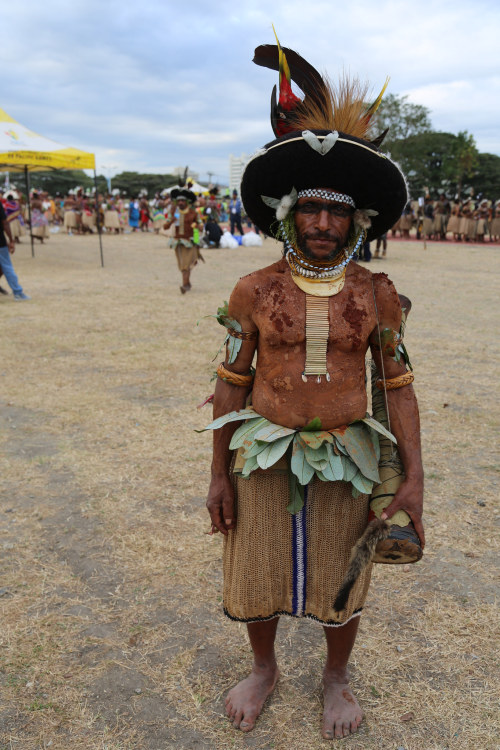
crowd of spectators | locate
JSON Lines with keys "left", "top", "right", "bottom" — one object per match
{"left": 0, "top": 185, "right": 261, "bottom": 247}
{"left": 391, "top": 194, "right": 500, "bottom": 242}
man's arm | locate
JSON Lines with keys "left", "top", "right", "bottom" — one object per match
{"left": 369, "top": 274, "right": 425, "bottom": 546}
{"left": 206, "top": 278, "right": 258, "bottom": 535}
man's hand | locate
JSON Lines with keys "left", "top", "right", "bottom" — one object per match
{"left": 8, "top": 240, "right": 15, "bottom": 255}
{"left": 381, "top": 477, "right": 425, "bottom": 548}
{"left": 206, "top": 473, "right": 236, "bottom": 536}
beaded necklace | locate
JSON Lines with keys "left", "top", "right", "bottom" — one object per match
{"left": 282, "top": 223, "right": 364, "bottom": 279}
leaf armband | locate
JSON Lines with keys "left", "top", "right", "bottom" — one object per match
{"left": 376, "top": 327, "right": 413, "bottom": 371}
{"left": 208, "top": 300, "right": 258, "bottom": 364}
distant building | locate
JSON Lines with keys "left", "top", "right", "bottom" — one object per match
{"left": 172, "top": 167, "right": 199, "bottom": 182}
{"left": 229, "top": 154, "right": 250, "bottom": 196}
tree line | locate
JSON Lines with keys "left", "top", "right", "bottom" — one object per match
{"left": 26, "top": 171, "right": 180, "bottom": 199}
{"left": 21, "top": 95, "right": 500, "bottom": 201}
{"left": 372, "top": 94, "right": 500, "bottom": 198}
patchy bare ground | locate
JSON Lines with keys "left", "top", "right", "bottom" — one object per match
{"left": 0, "top": 231, "right": 499, "bottom": 750}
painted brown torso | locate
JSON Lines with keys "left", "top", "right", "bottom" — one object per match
{"left": 174, "top": 208, "right": 198, "bottom": 241}
{"left": 244, "top": 258, "right": 391, "bottom": 430}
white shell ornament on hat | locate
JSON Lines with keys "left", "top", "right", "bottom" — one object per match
{"left": 301, "top": 129, "right": 339, "bottom": 155}
{"left": 261, "top": 187, "right": 298, "bottom": 220}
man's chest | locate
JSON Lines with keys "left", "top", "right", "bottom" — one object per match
{"left": 252, "top": 276, "right": 376, "bottom": 352}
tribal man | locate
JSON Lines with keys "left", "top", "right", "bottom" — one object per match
{"left": 164, "top": 188, "right": 204, "bottom": 294}
{"left": 205, "top": 38, "right": 424, "bottom": 740}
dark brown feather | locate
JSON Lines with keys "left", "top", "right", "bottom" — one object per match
{"left": 253, "top": 44, "right": 328, "bottom": 109}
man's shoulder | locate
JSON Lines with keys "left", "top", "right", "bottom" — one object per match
{"left": 370, "top": 269, "right": 402, "bottom": 320}
{"left": 371, "top": 269, "right": 398, "bottom": 294}
{"left": 347, "top": 261, "right": 395, "bottom": 288}
{"left": 236, "top": 258, "right": 286, "bottom": 287}
{"left": 230, "top": 259, "right": 287, "bottom": 303}
{"left": 346, "top": 264, "right": 399, "bottom": 311}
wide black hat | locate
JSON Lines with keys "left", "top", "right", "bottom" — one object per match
{"left": 240, "top": 39, "right": 408, "bottom": 241}
{"left": 241, "top": 129, "right": 407, "bottom": 241}
{"left": 171, "top": 188, "right": 196, "bottom": 204}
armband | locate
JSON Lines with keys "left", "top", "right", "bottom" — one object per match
{"left": 216, "top": 362, "right": 254, "bottom": 387}
{"left": 226, "top": 327, "right": 258, "bottom": 341}
{"left": 373, "top": 327, "right": 413, "bottom": 371}
{"left": 376, "top": 372, "right": 415, "bottom": 391}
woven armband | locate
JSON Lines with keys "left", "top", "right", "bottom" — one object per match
{"left": 226, "top": 327, "right": 258, "bottom": 341}
{"left": 376, "top": 372, "right": 415, "bottom": 391}
{"left": 217, "top": 362, "right": 254, "bottom": 387}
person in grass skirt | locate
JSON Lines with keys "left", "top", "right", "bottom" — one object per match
{"left": 164, "top": 189, "right": 204, "bottom": 293}
{"left": 205, "top": 35, "right": 424, "bottom": 740}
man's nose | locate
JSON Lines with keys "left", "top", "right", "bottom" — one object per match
{"left": 316, "top": 208, "right": 330, "bottom": 231}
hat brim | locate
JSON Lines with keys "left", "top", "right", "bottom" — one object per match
{"left": 241, "top": 130, "right": 408, "bottom": 241}
{"left": 171, "top": 189, "right": 196, "bottom": 203}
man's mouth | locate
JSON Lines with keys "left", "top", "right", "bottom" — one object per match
{"left": 306, "top": 235, "right": 338, "bottom": 248}
{"left": 305, "top": 233, "right": 338, "bottom": 243}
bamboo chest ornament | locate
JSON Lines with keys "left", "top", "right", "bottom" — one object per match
{"left": 292, "top": 269, "right": 347, "bottom": 384}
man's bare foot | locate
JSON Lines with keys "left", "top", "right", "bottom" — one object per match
{"left": 322, "top": 670, "right": 363, "bottom": 740}
{"left": 225, "top": 663, "right": 279, "bottom": 732}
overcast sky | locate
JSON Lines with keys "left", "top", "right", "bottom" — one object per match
{"left": 2, "top": 0, "right": 499, "bottom": 184}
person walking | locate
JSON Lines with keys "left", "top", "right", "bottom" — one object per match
{"left": 0, "top": 201, "right": 30, "bottom": 299}
{"left": 229, "top": 190, "right": 244, "bottom": 236}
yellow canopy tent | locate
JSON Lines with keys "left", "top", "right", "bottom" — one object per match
{"left": 0, "top": 107, "right": 104, "bottom": 265}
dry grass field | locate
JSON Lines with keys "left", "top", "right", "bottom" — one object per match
{"left": 0, "top": 230, "right": 499, "bottom": 750}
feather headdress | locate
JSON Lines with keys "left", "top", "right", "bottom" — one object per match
{"left": 253, "top": 30, "right": 389, "bottom": 146}
{"left": 240, "top": 34, "right": 408, "bottom": 241}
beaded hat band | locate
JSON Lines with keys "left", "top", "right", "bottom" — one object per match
{"left": 297, "top": 189, "right": 355, "bottom": 207}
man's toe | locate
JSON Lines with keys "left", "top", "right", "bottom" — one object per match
{"left": 232, "top": 709, "right": 243, "bottom": 728}
{"left": 322, "top": 728, "right": 334, "bottom": 739}
{"left": 351, "top": 714, "right": 363, "bottom": 732}
{"left": 342, "top": 721, "right": 351, "bottom": 737}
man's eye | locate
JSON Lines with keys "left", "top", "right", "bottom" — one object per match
{"left": 298, "top": 203, "right": 318, "bottom": 213}
{"left": 328, "top": 205, "right": 351, "bottom": 217}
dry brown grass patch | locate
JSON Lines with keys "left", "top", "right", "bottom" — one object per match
{"left": 0, "top": 232, "right": 498, "bottom": 749}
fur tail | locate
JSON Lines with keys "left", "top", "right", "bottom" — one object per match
{"left": 333, "top": 519, "right": 390, "bottom": 612}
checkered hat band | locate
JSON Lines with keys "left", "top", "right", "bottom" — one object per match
{"left": 297, "top": 189, "right": 356, "bottom": 208}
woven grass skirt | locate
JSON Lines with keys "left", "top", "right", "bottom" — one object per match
{"left": 224, "top": 469, "right": 372, "bottom": 627}
{"left": 64, "top": 211, "right": 78, "bottom": 230}
{"left": 174, "top": 242, "right": 202, "bottom": 272}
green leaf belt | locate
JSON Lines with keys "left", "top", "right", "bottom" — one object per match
{"left": 202, "top": 407, "right": 396, "bottom": 514}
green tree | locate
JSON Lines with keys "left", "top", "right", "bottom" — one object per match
{"left": 111, "top": 172, "right": 178, "bottom": 197}
{"left": 386, "top": 131, "right": 479, "bottom": 198}
{"left": 468, "top": 153, "right": 500, "bottom": 198}
{"left": 371, "top": 93, "right": 432, "bottom": 146}
{"left": 27, "top": 169, "right": 107, "bottom": 195}
{"left": 453, "top": 131, "right": 479, "bottom": 197}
